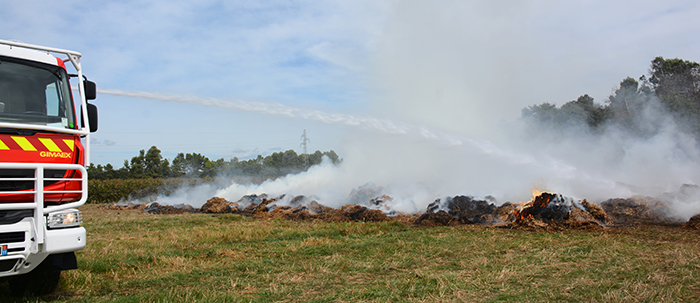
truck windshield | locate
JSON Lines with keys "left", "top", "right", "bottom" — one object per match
{"left": 0, "top": 56, "right": 76, "bottom": 130}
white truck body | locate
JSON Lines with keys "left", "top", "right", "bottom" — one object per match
{"left": 0, "top": 39, "right": 97, "bottom": 294}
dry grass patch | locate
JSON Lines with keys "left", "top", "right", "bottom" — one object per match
{"left": 1, "top": 204, "right": 699, "bottom": 302}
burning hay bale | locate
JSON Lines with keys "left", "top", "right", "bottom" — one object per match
{"left": 514, "top": 192, "right": 572, "bottom": 222}
{"left": 600, "top": 196, "right": 682, "bottom": 224}
{"left": 507, "top": 192, "right": 607, "bottom": 231}
{"left": 415, "top": 192, "right": 608, "bottom": 230}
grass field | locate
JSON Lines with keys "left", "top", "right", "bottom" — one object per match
{"left": 2, "top": 204, "right": 700, "bottom": 302}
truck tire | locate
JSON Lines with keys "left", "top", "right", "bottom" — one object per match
{"left": 8, "top": 258, "right": 61, "bottom": 296}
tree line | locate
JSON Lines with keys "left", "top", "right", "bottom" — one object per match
{"left": 522, "top": 56, "right": 700, "bottom": 139}
{"left": 87, "top": 147, "right": 341, "bottom": 180}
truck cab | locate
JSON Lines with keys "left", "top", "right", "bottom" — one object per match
{"left": 0, "top": 39, "right": 97, "bottom": 295}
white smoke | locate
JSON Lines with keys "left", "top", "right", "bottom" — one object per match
{"left": 112, "top": 1, "right": 700, "bottom": 219}
{"left": 105, "top": 88, "right": 551, "bottom": 211}
{"left": 106, "top": 83, "right": 700, "bottom": 219}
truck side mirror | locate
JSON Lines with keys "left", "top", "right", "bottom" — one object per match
{"left": 84, "top": 80, "right": 97, "bottom": 100}
{"left": 81, "top": 103, "right": 98, "bottom": 132}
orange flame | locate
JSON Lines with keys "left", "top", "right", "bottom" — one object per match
{"left": 511, "top": 187, "right": 553, "bottom": 221}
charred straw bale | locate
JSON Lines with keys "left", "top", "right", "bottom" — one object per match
{"left": 426, "top": 195, "right": 497, "bottom": 224}
{"left": 562, "top": 208, "right": 606, "bottom": 231}
{"left": 245, "top": 198, "right": 279, "bottom": 218}
{"left": 415, "top": 210, "right": 458, "bottom": 226}
{"left": 514, "top": 215, "right": 557, "bottom": 231}
{"left": 340, "top": 204, "right": 368, "bottom": 220}
{"left": 686, "top": 214, "right": 700, "bottom": 230}
{"left": 320, "top": 204, "right": 363, "bottom": 222}
{"left": 266, "top": 206, "right": 314, "bottom": 221}
{"left": 357, "top": 209, "right": 389, "bottom": 222}
{"left": 581, "top": 199, "right": 606, "bottom": 222}
{"left": 106, "top": 202, "right": 147, "bottom": 211}
{"left": 237, "top": 194, "right": 268, "bottom": 205}
{"left": 287, "top": 195, "right": 315, "bottom": 208}
{"left": 144, "top": 202, "right": 196, "bottom": 214}
{"left": 370, "top": 195, "right": 393, "bottom": 206}
{"left": 494, "top": 203, "right": 517, "bottom": 222}
{"left": 201, "top": 197, "right": 233, "bottom": 213}
{"left": 306, "top": 201, "right": 334, "bottom": 215}
{"left": 600, "top": 197, "right": 681, "bottom": 224}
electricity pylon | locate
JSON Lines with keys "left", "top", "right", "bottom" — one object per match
{"left": 300, "top": 129, "right": 310, "bottom": 169}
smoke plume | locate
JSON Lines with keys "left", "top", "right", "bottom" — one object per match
{"left": 116, "top": 1, "right": 700, "bottom": 219}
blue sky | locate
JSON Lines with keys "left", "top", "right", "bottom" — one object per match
{"left": 3, "top": 0, "right": 700, "bottom": 167}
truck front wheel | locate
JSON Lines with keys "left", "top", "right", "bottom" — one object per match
{"left": 8, "top": 258, "right": 61, "bottom": 296}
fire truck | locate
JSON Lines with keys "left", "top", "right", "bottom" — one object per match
{"left": 0, "top": 39, "right": 97, "bottom": 295}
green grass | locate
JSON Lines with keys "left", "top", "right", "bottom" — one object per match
{"left": 2, "top": 204, "right": 700, "bottom": 302}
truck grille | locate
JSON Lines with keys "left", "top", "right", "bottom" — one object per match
{"left": 0, "top": 169, "right": 65, "bottom": 191}
{"left": 0, "top": 210, "right": 33, "bottom": 225}
{"left": 0, "top": 259, "right": 20, "bottom": 272}
{"left": 0, "top": 232, "right": 25, "bottom": 243}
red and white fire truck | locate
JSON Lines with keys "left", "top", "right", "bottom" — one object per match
{"left": 0, "top": 39, "right": 97, "bottom": 295}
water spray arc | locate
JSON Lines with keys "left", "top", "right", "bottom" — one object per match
{"left": 97, "top": 88, "right": 534, "bottom": 166}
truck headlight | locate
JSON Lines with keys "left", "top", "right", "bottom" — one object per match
{"left": 47, "top": 209, "right": 82, "bottom": 229}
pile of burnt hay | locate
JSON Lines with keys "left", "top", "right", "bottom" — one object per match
{"left": 107, "top": 191, "right": 700, "bottom": 231}
{"left": 415, "top": 193, "right": 609, "bottom": 231}
{"left": 106, "top": 193, "right": 608, "bottom": 230}
{"left": 203, "top": 195, "right": 394, "bottom": 223}
{"left": 107, "top": 202, "right": 197, "bottom": 214}
{"left": 421, "top": 196, "right": 497, "bottom": 225}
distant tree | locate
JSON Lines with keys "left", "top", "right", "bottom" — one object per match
{"left": 123, "top": 146, "right": 170, "bottom": 178}
{"left": 237, "top": 155, "right": 264, "bottom": 176}
{"left": 306, "top": 150, "right": 342, "bottom": 166}
{"left": 145, "top": 146, "right": 170, "bottom": 178}
{"left": 521, "top": 96, "right": 606, "bottom": 136}
{"left": 92, "top": 147, "right": 342, "bottom": 180}
{"left": 171, "top": 152, "right": 212, "bottom": 177}
{"left": 322, "top": 150, "right": 341, "bottom": 164}
{"left": 264, "top": 150, "right": 302, "bottom": 171}
{"left": 87, "top": 163, "right": 128, "bottom": 180}
{"left": 520, "top": 56, "right": 700, "bottom": 140}
{"left": 647, "top": 57, "right": 700, "bottom": 136}
{"left": 521, "top": 102, "right": 558, "bottom": 124}
{"left": 605, "top": 77, "right": 656, "bottom": 135}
